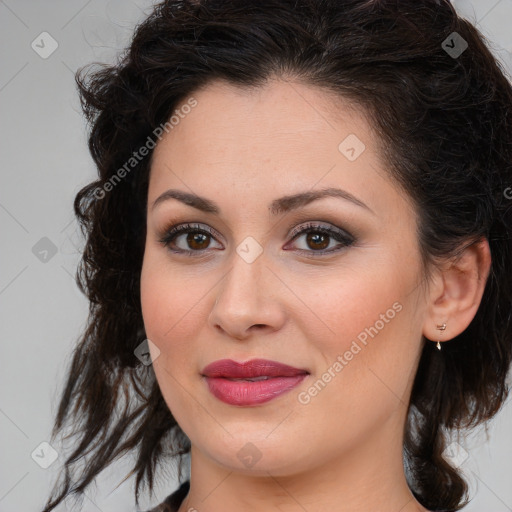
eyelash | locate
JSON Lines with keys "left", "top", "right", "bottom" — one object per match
{"left": 158, "top": 221, "right": 355, "bottom": 258}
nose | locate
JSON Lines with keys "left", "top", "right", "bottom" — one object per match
{"left": 208, "top": 250, "right": 287, "bottom": 341}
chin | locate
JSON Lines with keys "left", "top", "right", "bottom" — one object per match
{"left": 196, "top": 432, "right": 317, "bottom": 476}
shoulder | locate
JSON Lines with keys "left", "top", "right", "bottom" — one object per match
{"left": 143, "top": 480, "right": 190, "bottom": 512}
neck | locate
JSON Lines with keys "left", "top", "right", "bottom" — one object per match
{"left": 177, "top": 411, "right": 429, "bottom": 512}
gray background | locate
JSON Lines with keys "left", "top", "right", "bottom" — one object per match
{"left": 1, "top": 0, "right": 511, "bottom": 510}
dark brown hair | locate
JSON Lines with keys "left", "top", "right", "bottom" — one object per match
{"left": 43, "top": 0, "right": 512, "bottom": 510}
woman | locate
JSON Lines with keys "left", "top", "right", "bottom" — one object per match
{"left": 42, "top": 0, "right": 512, "bottom": 511}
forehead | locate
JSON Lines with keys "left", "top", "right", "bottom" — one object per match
{"left": 147, "top": 78, "right": 411, "bottom": 223}
{"left": 156, "top": 77, "right": 371, "bottom": 147}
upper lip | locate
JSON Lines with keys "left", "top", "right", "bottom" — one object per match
{"left": 201, "top": 358, "right": 309, "bottom": 378}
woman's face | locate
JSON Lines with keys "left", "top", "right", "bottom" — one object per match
{"left": 140, "top": 78, "right": 430, "bottom": 477}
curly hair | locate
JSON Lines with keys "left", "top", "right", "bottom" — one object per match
{"left": 43, "top": 0, "right": 512, "bottom": 510}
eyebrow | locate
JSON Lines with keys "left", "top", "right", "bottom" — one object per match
{"left": 151, "top": 187, "right": 374, "bottom": 216}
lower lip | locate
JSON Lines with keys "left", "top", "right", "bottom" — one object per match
{"left": 204, "top": 375, "right": 308, "bottom": 406}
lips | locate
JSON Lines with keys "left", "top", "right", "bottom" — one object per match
{"left": 201, "top": 359, "right": 309, "bottom": 406}
{"left": 201, "top": 358, "right": 309, "bottom": 379}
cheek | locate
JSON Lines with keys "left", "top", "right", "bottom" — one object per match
{"left": 140, "top": 243, "right": 204, "bottom": 334}
{"left": 296, "top": 256, "right": 420, "bottom": 410}
{"left": 140, "top": 252, "right": 201, "bottom": 367}
{"left": 140, "top": 254, "right": 206, "bottom": 424}
{"left": 300, "top": 262, "right": 404, "bottom": 358}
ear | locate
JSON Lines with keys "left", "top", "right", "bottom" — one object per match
{"left": 422, "top": 238, "right": 492, "bottom": 346}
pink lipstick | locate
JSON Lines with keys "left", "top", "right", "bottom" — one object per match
{"left": 201, "top": 358, "right": 309, "bottom": 406}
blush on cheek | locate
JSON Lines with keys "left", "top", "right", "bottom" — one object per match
{"left": 325, "top": 299, "right": 406, "bottom": 375}
{"left": 141, "top": 265, "right": 177, "bottom": 340}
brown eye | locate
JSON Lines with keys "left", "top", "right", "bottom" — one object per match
{"left": 186, "top": 232, "right": 211, "bottom": 250}
{"left": 286, "top": 222, "right": 355, "bottom": 257}
{"left": 159, "top": 223, "right": 222, "bottom": 255}
{"left": 305, "top": 232, "right": 330, "bottom": 251}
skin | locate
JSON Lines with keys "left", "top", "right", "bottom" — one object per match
{"left": 140, "top": 78, "right": 491, "bottom": 512}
